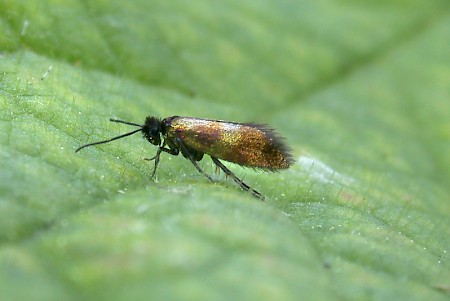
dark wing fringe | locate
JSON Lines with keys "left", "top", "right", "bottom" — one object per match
{"left": 244, "top": 123, "right": 295, "bottom": 170}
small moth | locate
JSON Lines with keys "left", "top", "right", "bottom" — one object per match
{"left": 76, "top": 116, "right": 294, "bottom": 200}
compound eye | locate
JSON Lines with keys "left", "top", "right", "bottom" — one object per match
{"left": 150, "top": 128, "right": 159, "bottom": 136}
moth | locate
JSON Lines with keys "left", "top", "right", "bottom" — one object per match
{"left": 76, "top": 116, "right": 294, "bottom": 200}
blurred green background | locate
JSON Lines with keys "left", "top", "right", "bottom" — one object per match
{"left": 1, "top": 0, "right": 449, "bottom": 300}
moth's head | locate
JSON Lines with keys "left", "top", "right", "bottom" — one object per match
{"left": 142, "top": 116, "right": 162, "bottom": 146}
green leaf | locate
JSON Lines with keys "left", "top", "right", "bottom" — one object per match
{"left": 1, "top": 0, "right": 449, "bottom": 300}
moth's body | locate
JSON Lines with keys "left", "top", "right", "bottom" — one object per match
{"left": 76, "top": 116, "right": 294, "bottom": 200}
{"left": 160, "top": 116, "right": 291, "bottom": 170}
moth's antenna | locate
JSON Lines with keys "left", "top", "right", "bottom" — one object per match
{"left": 109, "top": 118, "right": 142, "bottom": 127}
{"left": 75, "top": 119, "right": 143, "bottom": 153}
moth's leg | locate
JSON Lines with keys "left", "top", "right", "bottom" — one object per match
{"left": 210, "top": 157, "right": 265, "bottom": 201}
{"left": 144, "top": 140, "right": 179, "bottom": 179}
{"left": 175, "top": 138, "right": 213, "bottom": 182}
